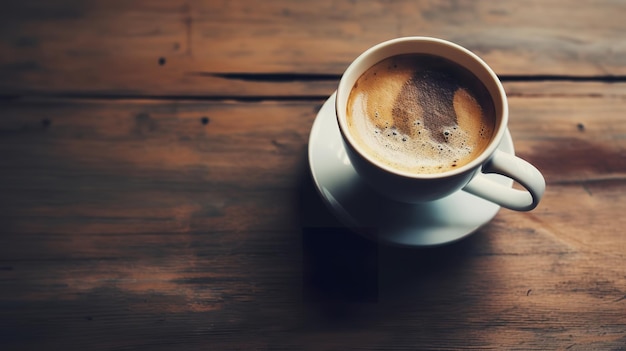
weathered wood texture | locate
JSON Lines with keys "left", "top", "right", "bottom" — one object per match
{"left": 1, "top": 0, "right": 625, "bottom": 97}
{"left": 1, "top": 0, "right": 626, "bottom": 350}
{"left": 1, "top": 83, "right": 625, "bottom": 349}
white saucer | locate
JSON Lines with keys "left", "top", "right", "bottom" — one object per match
{"left": 307, "top": 92, "right": 515, "bottom": 247}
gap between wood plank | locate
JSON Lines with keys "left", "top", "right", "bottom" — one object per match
{"left": 0, "top": 93, "right": 331, "bottom": 103}
{"left": 203, "top": 72, "right": 626, "bottom": 83}
{"left": 1, "top": 74, "right": 625, "bottom": 102}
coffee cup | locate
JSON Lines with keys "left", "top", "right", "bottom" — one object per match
{"left": 335, "top": 37, "right": 545, "bottom": 211}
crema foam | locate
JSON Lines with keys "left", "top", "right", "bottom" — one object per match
{"left": 346, "top": 54, "right": 496, "bottom": 174}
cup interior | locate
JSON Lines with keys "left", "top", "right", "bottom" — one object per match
{"left": 336, "top": 37, "right": 508, "bottom": 179}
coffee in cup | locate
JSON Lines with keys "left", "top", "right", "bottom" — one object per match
{"left": 346, "top": 54, "right": 496, "bottom": 174}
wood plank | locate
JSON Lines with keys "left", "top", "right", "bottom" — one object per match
{"left": 1, "top": 86, "right": 625, "bottom": 349}
{"left": 0, "top": 99, "right": 318, "bottom": 237}
{"left": 1, "top": 0, "right": 625, "bottom": 96}
{"left": 0, "top": 187, "right": 624, "bottom": 350}
{"left": 0, "top": 186, "right": 625, "bottom": 350}
{"left": 1, "top": 83, "right": 624, "bottom": 196}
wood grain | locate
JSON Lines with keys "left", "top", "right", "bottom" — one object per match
{"left": 2, "top": 1, "right": 626, "bottom": 349}
{"left": 1, "top": 83, "right": 625, "bottom": 349}
{"left": 1, "top": 0, "right": 625, "bottom": 97}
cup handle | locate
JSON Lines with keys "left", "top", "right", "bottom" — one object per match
{"left": 462, "top": 149, "right": 546, "bottom": 211}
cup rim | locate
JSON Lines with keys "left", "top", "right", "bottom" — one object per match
{"left": 336, "top": 36, "right": 509, "bottom": 180}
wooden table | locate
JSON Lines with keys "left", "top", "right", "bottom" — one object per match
{"left": 1, "top": 1, "right": 625, "bottom": 349}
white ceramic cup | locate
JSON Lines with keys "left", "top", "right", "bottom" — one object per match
{"left": 335, "top": 37, "right": 545, "bottom": 211}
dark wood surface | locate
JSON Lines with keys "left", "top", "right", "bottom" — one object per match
{"left": 1, "top": 1, "right": 625, "bottom": 350}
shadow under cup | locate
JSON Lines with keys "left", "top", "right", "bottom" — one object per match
{"left": 335, "top": 37, "right": 509, "bottom": 203}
